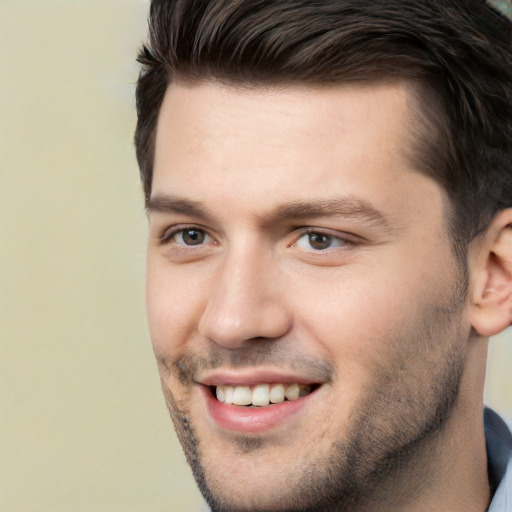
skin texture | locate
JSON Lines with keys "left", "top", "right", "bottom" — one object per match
{"left": 146, "top": 82, "right": 493, "bottom": 511}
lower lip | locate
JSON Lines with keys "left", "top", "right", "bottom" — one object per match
{"left": 201, "top": 386, "right": 316, "bottom": 433}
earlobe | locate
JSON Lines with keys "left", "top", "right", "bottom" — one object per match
{"left": 469, "top": 209, "right": 512, "bottom": 337}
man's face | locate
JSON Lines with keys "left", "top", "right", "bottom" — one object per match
{"left": 146, "top": 82, "right": 470, "bottom": 511}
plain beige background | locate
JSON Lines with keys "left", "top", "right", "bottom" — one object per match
{"left": 1, "top": 2, "right": 510, "bottom": 511}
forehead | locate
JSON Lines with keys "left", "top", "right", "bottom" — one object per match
{"left": 152, "top": 80, "right": 440, "bottom": 224}
{"left": 154, "top": 80, "right": 411, "bottom": 165}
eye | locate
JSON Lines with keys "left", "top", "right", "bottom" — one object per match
{"left": 295, "top": 231, "right": 347, "bottom": 251}
{"left": 163, "top": 227, "right": 214, "bottom": 247}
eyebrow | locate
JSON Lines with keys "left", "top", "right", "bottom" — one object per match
{"left": 146, "top": 194, "right": 393, "bottom": 231}
{"left": 146, "top": 195, "right": 215, "bottom": 221}
{"left": 266, "top": 197, "right": 391, "bottom": 229}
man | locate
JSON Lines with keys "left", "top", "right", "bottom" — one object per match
{"left": 134, "top": 1, "right": 512, "bottom": 510}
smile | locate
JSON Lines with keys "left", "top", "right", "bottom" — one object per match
{"left": 199, "top": 376, "right": 323, "bottom": 432}
{"left": 215, "top": 383, "right": 314, "bottom": 407}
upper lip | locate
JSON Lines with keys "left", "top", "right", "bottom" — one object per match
{"left": 197, "top": 368, "right": 322, "bottom": 387}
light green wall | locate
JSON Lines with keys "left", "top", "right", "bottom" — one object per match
{"left": 0, "top": 2, "right": 205, "bottom": 511}
{"left": 1, "top": 2, "right": 510, "bottom": 512}
{"left": 489, "top": 0, "right": 512, "bottom": 17}
{"left": 486, "top": 329, "right": 512, "bottom": 424}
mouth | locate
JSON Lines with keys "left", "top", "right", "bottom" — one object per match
{"left": 198, "top": 370, "right": 325, "bottom": 432}
{"left": 199, "top": 378, "right": 323, "bottom": 433}
{"left": 210, "top": 382, "right": 319, "bottom": 407}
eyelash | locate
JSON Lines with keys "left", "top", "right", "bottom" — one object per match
{"left": 159, "top": 225, "right": 213, "bottom": 247}
{"left": 294, "top": 228, "right": 355, "bottom": 251}
{"left": 159, "top": 225, "right": 356, "bottom": 252}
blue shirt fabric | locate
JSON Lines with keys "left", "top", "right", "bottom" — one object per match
{"left": 486, "top": 407, "right": 512, "bottom": 511}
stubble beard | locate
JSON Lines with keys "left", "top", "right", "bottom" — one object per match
{"left": 158, "top": 281, "right": 468, "bottom": 512}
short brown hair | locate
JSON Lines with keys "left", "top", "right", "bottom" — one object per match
{"left": 135, "top": 0, "right": 512, "bottom": 257}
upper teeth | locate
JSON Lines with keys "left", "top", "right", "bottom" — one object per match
{"left": 215, "top": 383, "right": 312, "bottom": 407}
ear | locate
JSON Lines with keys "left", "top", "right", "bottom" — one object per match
{"left": 470, "top": 209, "right": 512, "bottom": 337}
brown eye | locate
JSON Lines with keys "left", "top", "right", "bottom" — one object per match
{"left": 180, "top": 228, "right": 206, "bottom": 245}
{"left": 296, "top": 231, "right": 345, "bottom": 251}
{"left": 308, "top": 233, "right": 333, "bottom": 250}
{"left": 163, "top": 227, "right": 213, "bottom": 247}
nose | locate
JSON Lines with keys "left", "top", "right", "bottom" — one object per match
{"left": 198, "top": 249, "right": 292, "bottom": 349}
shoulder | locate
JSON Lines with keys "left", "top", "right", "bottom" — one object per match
{"left": 485, "top": 407, "right": 512, "bottom": 511}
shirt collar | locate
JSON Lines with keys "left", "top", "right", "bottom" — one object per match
{"left": 485, "top": 407, "right": 512, "bottom": 511}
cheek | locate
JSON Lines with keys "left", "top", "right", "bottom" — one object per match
{"left": 291, "top": 262, "right": 445, "bottom": 377}
{"left": 145, "top": 258, "right": 207, "bottom": 355}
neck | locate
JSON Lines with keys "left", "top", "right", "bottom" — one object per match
{"left": 339, "top": 337, "right": 491, "bottom": 512}
{"left": 359, "top": 406, "right": 489, "bottom": 512}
